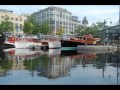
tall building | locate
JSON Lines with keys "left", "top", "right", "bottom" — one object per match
{"left": 33, "top": 6, "right": 81, "bottom": 35}
{"left": 0, "top": 9, "right": 27, "bottom": 34}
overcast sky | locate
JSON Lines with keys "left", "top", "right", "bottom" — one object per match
{"left": 0, "top": 5, "right": 119, "bottom": 26}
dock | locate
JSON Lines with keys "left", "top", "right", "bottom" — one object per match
{"left": 77, "top": 45, "right": 118, "bottom": 51}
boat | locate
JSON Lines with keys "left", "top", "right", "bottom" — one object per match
{"left": 61, "top": 34, "right": 98, "bottom": 47}
{"left": 4, "top": 35, "right": 42, "bottom": 49}
{"left": 41, "top": 37, "right": 61, "bottom": 49}
{"left": 48, "top": 40, "right": 61, "bottom": 49}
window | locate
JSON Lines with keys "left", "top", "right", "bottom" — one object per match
{"left": 11, "top": 17, "right": 14, "bottom": 20}
{"left": 62, "top": 22, "right": 64, "bottom": 25}
{"left": 16, "top": 18, "right": 18, "bottom": 21}
{"left": 50, "top": 13, "right": 55, "bottom": 17}
{"left": 60, "top": 12, "right": 62, "bottom": 17}
{"left": 60, "top": 21, "right": 62, "bottom": 24}
{"left": 1, "top": 16, "right": 4, "bottom": 19}
{"left": 50, "top": 20, "right": 55, "bottom": 24}
{"left": 20, "top": 19, "right": 22, "bottom": 21}
{"left": 66, "top": 16, "right": 68, "bottom": 20}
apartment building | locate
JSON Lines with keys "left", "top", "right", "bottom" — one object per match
{"left": 0, "top": 9, "right": 27, "bottom": 34}
{"left": 33, "top": 6, "right": 81, "bottom": 35}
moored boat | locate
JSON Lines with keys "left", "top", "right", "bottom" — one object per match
{"left": 61, "top": 34, "right": 98, "bottom": 47}
{"left": 41, "top": 38, "right": 61, "bottom": 49}
{"left": 4, "top": 35, "right": 42, "bottom": 49}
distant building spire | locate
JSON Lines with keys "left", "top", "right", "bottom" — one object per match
{"left": 82, "top": 16, "right": 88, "bottom": 28}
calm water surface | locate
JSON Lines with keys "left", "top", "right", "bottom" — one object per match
{"left": 0, "top": 48, "right": 120, "bottom": 85}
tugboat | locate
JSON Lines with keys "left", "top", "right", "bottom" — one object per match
{"left": 61, "top": 34, "right": 97, "bottom": 47}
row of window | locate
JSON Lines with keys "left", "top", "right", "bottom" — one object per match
{"left": 50, "top": 21, "right": 79, "bottom": 26}
{"left": 35, "top": 12, "right": 74, "bottom": 21}
{"left": 37, "top": 20, "right": 79, "bottom": 26}
{"left": 106, "top": 29, "right": 120, "bottom": 33}
{"left": 1, "top": 16, "right": 23, "bottom": 21}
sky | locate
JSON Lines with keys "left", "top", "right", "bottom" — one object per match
{"left": 0, "top": 5, "right": 119, "bottom": 26}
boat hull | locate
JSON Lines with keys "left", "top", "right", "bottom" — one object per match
{"left": 48, "top": 41, "right": 61, "bottom": 49}
{"left": 15, "top": 41, "right": 34, "bottom": 49}
{"left": 4, "top": 41, "right": 15, "bottom": 49}
{"left": 60, "top": 40, "right": 85, "bottom": 47}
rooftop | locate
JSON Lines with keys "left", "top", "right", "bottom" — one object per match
{"left": 0, "top": 9, "right": 13, "bottom": 13}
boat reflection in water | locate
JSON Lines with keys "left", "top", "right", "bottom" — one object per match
{"left": 0, "top": 48, "right": 120, "bottom": 85}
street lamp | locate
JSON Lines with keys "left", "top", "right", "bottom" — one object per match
{"left": 103, "top": 18, "right": 112, "bottom": 45}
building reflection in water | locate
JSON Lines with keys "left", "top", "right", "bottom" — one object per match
{"left": 0, "top": 48, "right": 120, "bottom": 84}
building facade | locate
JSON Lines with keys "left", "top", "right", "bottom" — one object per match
{"left": 33, "top": 6, "right": 81, "bottom": 35}
{"left": 0, "top": 9, "right": 27, "bottom": 34}
{"left": 99, "top": 25, "right": 120, "bottom": 45}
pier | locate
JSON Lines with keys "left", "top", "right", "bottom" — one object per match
{"left": 77, "top": 45, "right": 118, "bottom": 51}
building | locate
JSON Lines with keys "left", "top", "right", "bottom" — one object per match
{"left": 82, "top": 16, "right": 88, "bottom": 28}
{"left": 33, "top": 6, "right": 81, "bottom": 35}
{"left": 99, "top": 24, "right": 120, "bottom": 45}
{"left": 0, "top": 9, "right": 27, "bottom": 34}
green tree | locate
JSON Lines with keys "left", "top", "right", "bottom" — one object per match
{"left": 23, "top": 21, "right": 34, "bottom": 34}
{"left": 90, "top": 22, "right": 107, "bottom": 38}
{"left": 23, "top": 14, "right": 41, "bottom": 35}
{"left": 56, "top": 26, "right": 64, "bottom": 37}
{"left": 81, "top": 22, "right": 107, "bottom": 38}
{"left": 0, "top": 15, "right": 14, "bottom": 32}
{"left": 41, "top": 20, "right": 51, "bottom": 35}
{"left": 74, "top": 25, "right": 82, "bottom": 36}
{"left": 32, "top": 23, "right": 41, "bottom": 35}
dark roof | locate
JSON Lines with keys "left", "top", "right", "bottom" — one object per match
{"left": 0, "top": 9, "right": 12, "bottom": 13}
{"left": 82, "top": 16, "right": 88, "bottom": 24}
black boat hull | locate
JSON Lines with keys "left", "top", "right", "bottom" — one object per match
{"left": 4, "top": 43, "right": 15, "bottom": 49}
{"left": 60, "top": 40, "right": 85, "bottom": 47}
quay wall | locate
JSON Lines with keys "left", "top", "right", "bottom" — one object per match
{"left": 77, "top": 45, "right": 118, "bottom": 51}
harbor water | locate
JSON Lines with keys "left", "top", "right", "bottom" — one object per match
{"left": 0, "top": 47, "right": 120, "bottom": 85}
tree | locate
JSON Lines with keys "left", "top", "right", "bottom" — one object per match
{"left": 74, "top": 25, "right": 82, "bottom": 36}
{"left": 56, "top": 26, "right": 64, "bottom": 37}
{"left": 41, "top": 20, "right": 51, "bottom": 35}
{"left": 23, "top": 21, "right": 34, "bottom": 34}
{"left": 81, "top": 22, "right": 107, "bottom": 38}
{"left": 23, "top": 14, "right": 41, "bottom": 35}
{"left": 0, "top": 15, "right": 14, "bottom": 33}
{"left": 90, "top": 22, "right": 107, "bottom": 38}
{"left": 32, "top": 23, "right": 41, "bottom": 35}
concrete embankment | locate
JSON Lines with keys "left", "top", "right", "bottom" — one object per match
{"left": 77, "top": 45, "right": 118, "bottom": 51}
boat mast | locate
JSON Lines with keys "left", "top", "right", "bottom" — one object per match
{"left": 118, "top": 5, "right": 120, "bottom": 45}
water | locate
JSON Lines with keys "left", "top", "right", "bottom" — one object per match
{"left": 0, "top": 48, "right": 120, "bottom": 85}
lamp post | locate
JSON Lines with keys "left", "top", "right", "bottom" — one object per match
{"left": 103, "top": 18, "right": 112, "bottom": 45}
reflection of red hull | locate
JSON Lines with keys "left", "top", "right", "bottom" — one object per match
{"left": 4, "top": 49, "right": 41, "bottom": 60}
{"left": 69, "top": 53, "right": 96, "bottom": 60}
